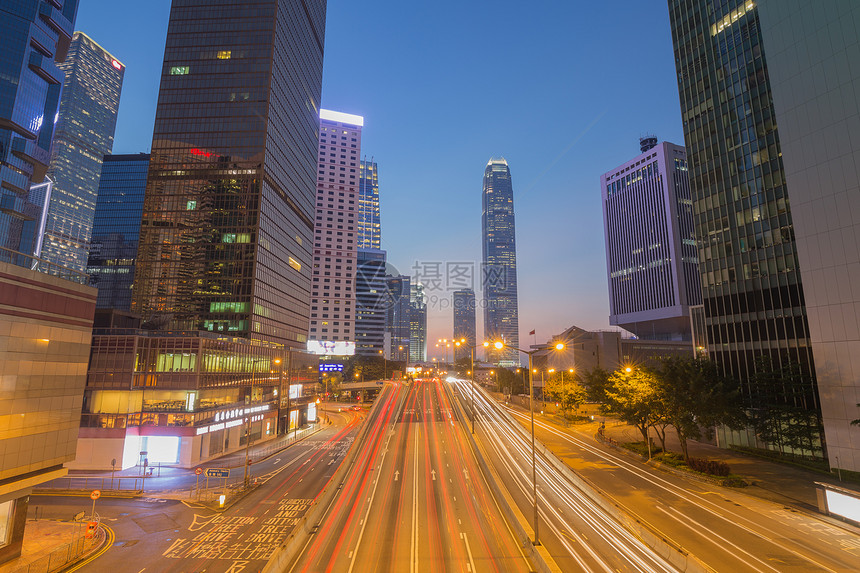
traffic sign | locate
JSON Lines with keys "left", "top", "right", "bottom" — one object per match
{"left": 195, "top": 467, "right": 203, "bottom": 475}
{"left": 90, "top": 490, "right": 101, "bottom": 500}
{"left": 205, "top": 468, "right": 229, "bottom": 478}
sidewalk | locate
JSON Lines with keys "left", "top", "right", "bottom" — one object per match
{"left": 42, "top": 421, "right": 327, "bottom": 495}
{"left": 503, "top": 398, "right": 858, "bottom": 514}
{"left": 0, "top": 520, "right": 102, "bottom": 573}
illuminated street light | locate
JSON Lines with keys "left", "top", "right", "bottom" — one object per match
{"left": 491, "top": 339, "right": 565, "bottom": 546}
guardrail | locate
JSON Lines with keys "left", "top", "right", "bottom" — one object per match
{"left": 8, "top": 529, "right": 102, "bottom": 573}
{"left": 37, "top": 476, "right": 145, "bottom": 493}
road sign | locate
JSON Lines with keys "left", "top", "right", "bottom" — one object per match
{"left": 205, "top": 468, "right": 229, "bottom": 478}
{"left": 90, "top": 490, "right": 101, "bottom": 500}
{"left": 194, "top": 467, "right": 203, "bottom": 475}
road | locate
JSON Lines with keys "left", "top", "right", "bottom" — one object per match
{"left": 452, "top": 377, "right": 678, "bottom": 573}
{"left": 502, "top": 402, "right": 860, "bottom": 573}
{"left": 289, "top": 378, "right": 533, "bottom": 572}
{"left": 30, "top": 408, "right": 363, "bottom": 573}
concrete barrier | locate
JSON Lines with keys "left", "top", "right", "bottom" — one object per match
{"left": 262, "top": 386, "right": 408, "bottom": 573}
{"left": 483, "top": 388, "right": 714, "bottom": 573}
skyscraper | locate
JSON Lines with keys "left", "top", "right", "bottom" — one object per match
{"left": 76, "top": 0, "right": 328, "bottom": 467}
{"left": 355, "top": 248, "right": 387, "bottom": 356}
{"left": 409, "top": 281, "right": 427, "bottom": 363}
{"left": 42, "top": 32, "right": 124, "bottom": 274}
{"left": 87, "top": 153, "right": 149, "bottom": 312}
{"left": 132, "top": 0, "right": 326, "bottom": 349}
{"left": 668, "top": 0, "right": 820, "bottom": 446}
{"left": 601, "top": 139, "right": 701, "bottom": 340}
{"left": 482, "top": 158, "right": 520, "bottom": 366}
{"left": 453, "top": 289, "right": 477, "bottom": 361}
{"left": 358, "top": 159, "right": 381, "bottom": 250}
{"left": 386, "top": 274, "right": 411, "bottom": 362}
{"left": 757, "top": 0, "right": 860, "bottom": 471}
{"left": 0, "top": 0, "right": 79, "bottom": 266}
{"left": 308, "top": 110, "right": 363, "bottom": 350}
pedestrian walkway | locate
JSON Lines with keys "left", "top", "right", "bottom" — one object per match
{"left": 0, "top": 520, "right": 100, "bottom": 573}
{"left": 502, "top": 398, "right": 859, "bottom": 515}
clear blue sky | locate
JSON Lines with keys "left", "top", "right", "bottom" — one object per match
{"left": 76, "top": 0, "right": 685, "bottom": 359}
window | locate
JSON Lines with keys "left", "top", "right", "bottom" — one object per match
{"left": 170, "top": 66, "right": 190, "bottom": 75}
{"left": 217, "top": 50, "right": 232, "bottom": 60}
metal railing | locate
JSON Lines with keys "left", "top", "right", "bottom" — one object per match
{"left": 0, "top": 246, "right": 91, "bottom": 285}
{"left": 39, "top": 476, "right": 146, "bottom": 492}
{"left": 8, "top": 530, "right": 101, "bottom": 573}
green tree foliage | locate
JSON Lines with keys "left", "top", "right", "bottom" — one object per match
{"left": 654, "top": 357, "right": 746, "bottom": 461}
{"left": 581, "top": 367, "right": 611, "bottom": 403}
{"left": 603, "top": 367, "right": 661, "bottom": 443}
{"left": 748, "top": 356, "right": 823, "bottom": 458}
{"left": 494, "top": 368, "right": 525, "bottom": 396}
{"left": 544, "top": 371, "right": 587, "bottom": 418}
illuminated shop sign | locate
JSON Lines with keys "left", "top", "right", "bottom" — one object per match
{"left": 319, "top": 363, "right": 344, "bottom": 372}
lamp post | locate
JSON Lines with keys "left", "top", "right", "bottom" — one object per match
{"left": 491, "top": 339, "right": 565, "bottom": 547}
{"left": 454, "top": 338, "right": 476, "bottom": 433}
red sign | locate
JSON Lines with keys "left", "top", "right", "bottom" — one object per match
{"left": 111, "top": 59, "right": 122, "bottom": 70}
{"left": 195, "top": 467, "right": 203, "bottom": 475}
{"left": 90, "top": 490, "right": 101, "bottom": 500}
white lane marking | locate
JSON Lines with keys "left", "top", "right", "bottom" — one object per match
{"left": 411, "top": 425, "right": 419, "bottom": 573}
{"left": 462, "top": 532, "right": 477, "bottom": 573}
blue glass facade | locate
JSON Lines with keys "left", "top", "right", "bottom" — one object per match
{"left": 43, "top": 32, "right": 124, "bottom": 274}
{"left": 357, "top": 160, "right": 380, "bottom": 249}
{"left": 87, "top": 153, "right": 149, "bottom": 312}
{"left": 0, "top": 0, "right": 79, "bottom": 265}
{"left": 482, "top": 158, "right": 520, "bottom": 366}
{"left": 386, "top": 274, "right": 411, "bottom": 361}
{"left": 355, "top": 248, "right": 387, "bottom": 356}
{"left": 453, "top": 289, "right": 476, "bottom": 361}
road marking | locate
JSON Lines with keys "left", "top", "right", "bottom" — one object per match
{"left": 65, "top": 524, "right": 114, "bottom": 571}
{"left": 411, "top": 426, "right": 419, "bottom": 573}
{"left": 394, "top": 470, "right": 400, "bottom": 481}
{"left": 274, "top": 458, "right": 281, "bottom": 465}
{"left": 461, "top": 532, "right": 477, "bottom": 573}
{"left": 431, "top": 469, "right": 436, "bottom": 481}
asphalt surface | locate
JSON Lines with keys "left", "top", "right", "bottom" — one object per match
{"left": 289, "top": 378, "right": 533, "bottom": 573}
{"left": 30, "top": 409, "right": 363, "bottom": 573}
{"left": 456, "top": 377, "right": 678, "bottom": 573}
{"left": 502, "top": 402, "right": 860, "bottom": 573}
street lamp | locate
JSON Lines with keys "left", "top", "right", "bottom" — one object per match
{"left": 454, "top": 338, "right": 477, "bottom": 433}
{"left": 492, "top": 339, "right": 564, "bottom": 547}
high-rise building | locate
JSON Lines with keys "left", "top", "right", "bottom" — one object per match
{"left": 133, "top": 0, "right": 325, "bottom": 349}
{"left": 601, "top": 139, "right": 701, "bottom": 340}
{"left": 409, "top": 281, "right": 427, "bottom": 363}
{"left": 358, "top": 159, "right": 381, "bottom": 250}
{"left": 482, "top": 158, "right": 520, "bottom": 366}
{"left": 87, "top": 153, "right": 149, "bottom": 312}
{"left": 453, "top": 289, "right": 477, "bottom": 361}
{"left": 355, "top": 248, "right": 387, "bottom": 356}
{"left": 757, "top": 0, "right": 860, "bottom": 472}
{"left": 386, "top": 274, "right": 411, "bottom": 362}
{"left": 0, "top": 0, "right": 79, "bottom": 266}
{"left": 308, "top": 110, "right": 362, "bottom": 349}
{"left": 76, "top": 0, "right": 328, "bottom": 469}
{"left": 42, "top": 32, "right": 124, "bottom": 274}
{"left": 668, "top": 0, "right": 820, "bottom": 444}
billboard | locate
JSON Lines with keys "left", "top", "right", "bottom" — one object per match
{"left": 307, "top": 340, "right": 355, "bottom": 356}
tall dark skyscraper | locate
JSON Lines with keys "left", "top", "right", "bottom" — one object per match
{"left": 453, "top": 289, "right": 477, "bottom": 361}
{"left": 358, "top": 159, "right": 381, "bottom": 250}
{"left": 386, "top": 274, "right": 411, "bottom": 361}
{"left": 88, "top": 153, "right": 149, "bottom": 312}
{"left": 42, "top": 32, "right": 124, "bottom": 274}
{"left": 355, "top": 248, "right": 387, "bottom": 356}
{"left": 0, "top": 0, "right": 79, "bottom": 266}
{"left": 668, "top": 0, "right": 820, "bottom": 446}
{"left": 132, "top": 0, "right": 326, "bottom": 349}
{"left": 482, "top": 158, "right": 520, "bottom": 366}
{"left": 409, "top": 281, "right": 427, "bottom": 363}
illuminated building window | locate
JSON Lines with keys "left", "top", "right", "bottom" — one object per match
{"left": 217, "top": 50, "right": 232, "bottom": 60}
{"left": 288, "top": 257, "right": 301, "bottom": 271}
{"left": 170, "top": 66, "right": 190, "bottom": 75}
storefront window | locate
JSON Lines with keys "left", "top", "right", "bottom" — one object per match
{"left": 0, "top": 500, "right": 14, "bottom": 547}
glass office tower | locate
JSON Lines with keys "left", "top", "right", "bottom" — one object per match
{"left": 132, "top": 0, "right": 327, "bottom": 349}
{"left": 87, "top": 153, "right": 149, "bottom": 311}
{"left": 668, "top": 0, "right": 820, "bottom": 445}
{"left": 0, "top": 0, "right": 78, "bottom": 266}
{"left": 42, "top": 32, "right": 124, "bottom": 274}
{"left": 358, "top": 159, "right": 381, "bottom": 250}
{"left": 482, "top": 158, "right": 520, "bottom": 366}
{"left": 453, "top": 288, "right": 477, "bottom": 362}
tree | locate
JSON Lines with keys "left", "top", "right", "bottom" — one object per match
{"left": 654, "top": 357, "right": 746, "bottom": 461}
{"left": 495, "top": 368, "right": 525, "bottom": 396}
{"left": 544, "top": 371, "right": 587, "bottom": 418}
{"left": 603, "top": 367, "right": 660, "bottom": 443}
{"left": 581, "top": 367, "right": 611, "bottom": 403}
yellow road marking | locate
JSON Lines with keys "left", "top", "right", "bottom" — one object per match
{"left": 65, "top": 524, "right": 114, "bottom": 572}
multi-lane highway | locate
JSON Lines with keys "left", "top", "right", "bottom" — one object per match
{"left": 451, "top": 377, "right": 679, "bottom": 573}
{"left": 289, "top": 378, "right": 533, "bottom": 572}
{"left": 504, "top": 402, "right": 860, "bottom": 573}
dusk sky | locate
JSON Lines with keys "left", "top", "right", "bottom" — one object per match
{"left": 76, "top": 0, "right": 686, "bottom": 360}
